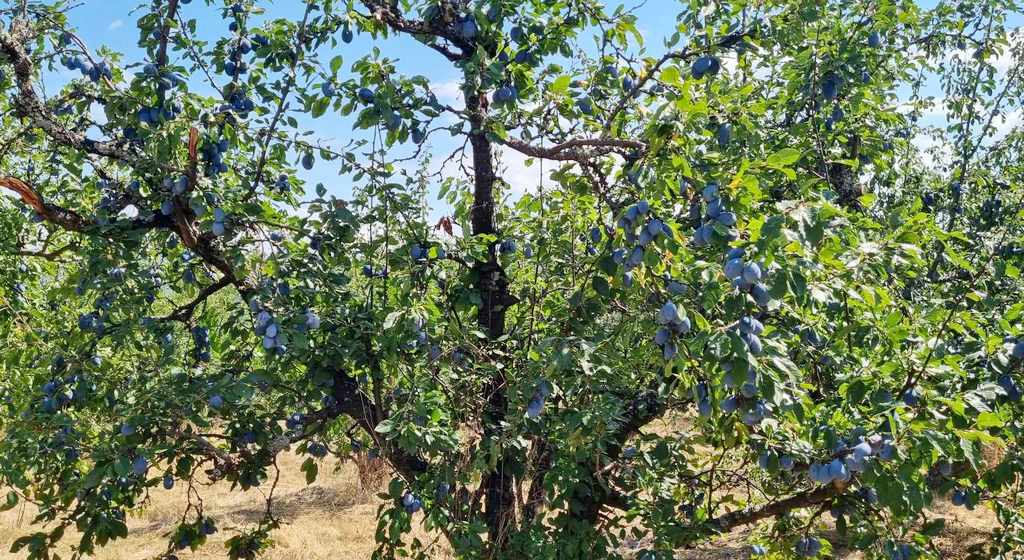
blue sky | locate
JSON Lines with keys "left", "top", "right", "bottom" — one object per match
{"left": 55, "top": 1, "right": 1020, "bottom": 210}
{"left": 61, "top": 1, "right": 680, "bottom": 207}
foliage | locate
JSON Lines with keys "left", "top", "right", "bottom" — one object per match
{"left": 1, "top": 0, "right": 1024, "bottom": 559}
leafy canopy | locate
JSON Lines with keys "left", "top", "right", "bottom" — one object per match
{"left": 1, "top": 0, "right": 1024, "bottom": 559}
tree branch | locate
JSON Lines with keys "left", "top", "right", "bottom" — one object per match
{"left": 157, "top": 275, "right": 234, "bottom": 323}
{"left": 0, "top": 22, "right": 157, "bottom": 167}
{"left": 500, "top": 137, "right": 647, "bottom": 162}
{"left": 357, "top": 0, "right": 471, "bottom": 61}
{"left": 0, "top": 176, "right": 92, "bottom": 231}
{"left": 708, "top": 483, "right": 842, "bottom": 532}
{"left": 326, "top": 367, "right": 427, "bottom": 480}
{"left": 8, "top": 242, "right": 79, "bottom": 261}
{"left": 603, "top": 28, "right": 756, "bottom": 132}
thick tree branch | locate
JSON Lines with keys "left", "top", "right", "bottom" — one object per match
{"left": 327, "top": 367, "right": 427, "bottom": 480}
{"left": 501, "top": 137, "right": 647, "bottom": 162}
{"left": 1, "top": 169, "right": 247, "bottom": 299}
{"left": 0, "top": 176, "right": 92, "bottom": 231}
{"left": 0, "top": 22, "right": 153, "bottom": 166}
{"left": 357, "top": 0, "right": 471, "bottom": 61}
{"left": 600, "top": 479, "right": 842, "bottom": 535}
{"left": 709, "top": 484, "right": 842, "bottom": 531}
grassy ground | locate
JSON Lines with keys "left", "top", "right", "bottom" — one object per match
{"left": 0, "top": 440, "right": 1002, "bottom": 559}
{"left": 0, "top": 452, "right": 450, "bottom": 560}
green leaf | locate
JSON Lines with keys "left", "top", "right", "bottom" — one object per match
{"left": 312, "top": 96, "right": 330, "bottom": 118}
{"left": 660, "top": 66, "right": 681, "bottom": 85}
{"left": 83, "top": 465, "right": 107, "bottom": 489}
{"left": 301, "top": 457, "right": 318, "bottom": 485}
{"left": 388, "top": 478, "right": 404, "bottom": 499}
{"left": 0, "top": 491, "right": 17, "bottom": 512}
{"left": 766, "top": 148, "right": 801, "bottom": 167}
{"left": 551, "top": 75, "right": 571, "bottom": 93}
{"left": 976, "top": 411, "right": 1003, "bottom": 429}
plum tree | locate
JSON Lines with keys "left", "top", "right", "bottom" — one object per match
{"left": 1, "top": 1, "right": 1024, "bottom": 560}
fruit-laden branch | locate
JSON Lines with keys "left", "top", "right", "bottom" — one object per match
{"left": 248, "top": 3, "right": 315, "bottom": 198}
{"left": 708, "top": 484, "right": 841, "bottom": 531}
{"left": 8, "top": 242, "right": 79, "bottom": 261}
{"left": 602, "top": 28, "right": 756, "bottom": 132}
{"left": 1, "top": 170, "right": 247, "bottom": 297}
{"left": 500, "top": 137, "right": 648, "bottom": 162}
{"left": 601, "top": 478, "right": 842, "bottom": 534}
{"left": 0, "top": 175, "right": 180, "bottom": 233}
{"left": 356, "top": 0, "right": 471, "bottom": 61}
{"left": 0, "top": 21, "right": 161, "bottom": 168}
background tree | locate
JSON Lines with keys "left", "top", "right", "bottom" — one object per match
{"left": 1, "top": 0, "right": 1024, "bottom": 559}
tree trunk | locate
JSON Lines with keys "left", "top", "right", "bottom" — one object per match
{"left": 466, "top": 90, "right": 519, "bottom": 552}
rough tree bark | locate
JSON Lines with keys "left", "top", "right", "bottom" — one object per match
{"left": 465, "top": 86, "right": 520, "bottom": 550}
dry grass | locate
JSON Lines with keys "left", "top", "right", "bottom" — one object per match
{"left": 0, "top": 429, "right": 1007, "bottom": 559}
{"left": 1, "top": 452, "right": 451, "bottom": 559}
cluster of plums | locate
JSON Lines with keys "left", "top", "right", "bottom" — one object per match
{"left": 217, "top": 89, "right": 255, "bottom": 117}
{"left": 254, "top": 310, "right": 286, "bottom": 352}
{"left": 691, "top": 182, "right": 738, "bottom": 246}
{"left": 401, "top": 492, "right": 422, "bottom": 514}
{"left": 61, "top": 54, "right": 112, "bottom": 83}
{"left": 691, "top": 55, "right": 721, "bottom": 79}
{"left": 611, "top": 199, "right": 672, "bottom": 287}
{"left": 190, "top": 326, "right": 212, "bottom": 362}
{"left": 722, "top": 247, "right": 771, "bottom": 307}
{"left": 498, "top": 239, "right": 517, "bottom": 255}
{"left": 654, "top": 300, "right": 691, "bottom": 360}
{"left": 201, "top": 136, "right": 231, "bottom": 177}
{"left": 807, "top": 434, "right": 895, "bottom": 484}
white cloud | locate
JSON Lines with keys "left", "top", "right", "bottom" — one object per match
{"left": 495, "top": 147, "right": 540, "bottom": 194}
{"left": 993, "top": 108, "right": 1022, "bottom": 140}
{"left": 492, "top": 145, "right": 580, "bottom": 197}
{"left": 946, "top": 28, "right": 1020, "bottom": 72}
{"left": 431, "top": 79, "right": 463, "bottom": 105}
{"left": 108, "top": 19, "right": 124, "bottom": 31}
{"left": 920, "top": 97, "right": 948, "bottom": 120}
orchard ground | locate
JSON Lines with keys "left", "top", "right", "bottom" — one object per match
{"left": 1, "top": 416, "right": 1003, "bottom": 559}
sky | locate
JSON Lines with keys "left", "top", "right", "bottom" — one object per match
{"left": 58, "top": 0, "right": 680, "bottom": 208}
{"left": 43, "top": 1, "right": 1024, "bottom": 213}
